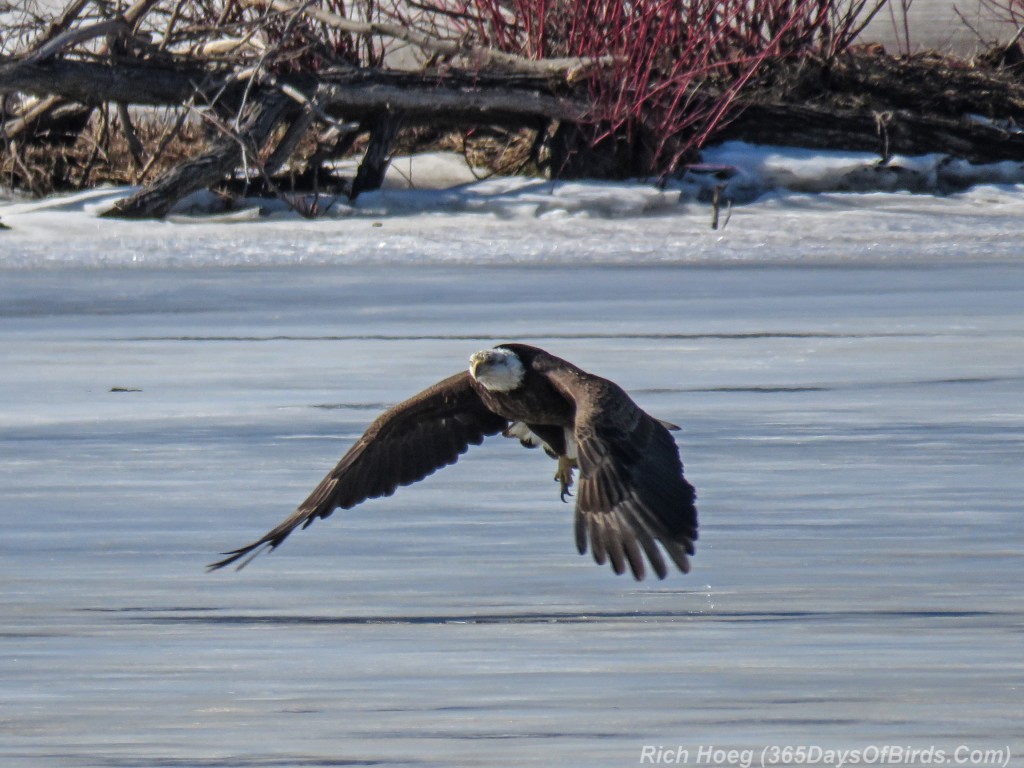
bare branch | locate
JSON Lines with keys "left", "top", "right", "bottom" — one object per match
{"left": 21, "top": 19, "right": 129, "bottom": 65}
{"left": 116, "top": 102, "right": 146, "bottom": 177}
{"left": 22, "top": 0, "right": 94, "bottom": 55}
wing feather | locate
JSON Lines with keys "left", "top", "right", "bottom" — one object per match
{"left": 209, "top": 371, "right": 507, "bottom": 570}
{"left": 541, "top": 364, "right": 698, "bottom": 581}
{"left": 602, "top": 512, "right": 628, "bottom": 576}
{"left": 588, "top": 511, "right": 608, "bottom": 566}
{"left": 616, "top": 513, "right": 646, "bottom": 580}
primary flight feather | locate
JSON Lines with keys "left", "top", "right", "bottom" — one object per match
{"left": 209, "top": 344, "right": 697, "bottom": 580}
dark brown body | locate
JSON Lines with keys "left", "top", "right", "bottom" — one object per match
{"left": 472, "top": 345, "right": 578, "bottom": 456}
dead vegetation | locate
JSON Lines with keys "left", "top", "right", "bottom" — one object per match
{"left": 719, "top": 47, "right": 1024, "bottom": 163}
{"left": 3, "top": 0, "right": 1024, "bottom": 216}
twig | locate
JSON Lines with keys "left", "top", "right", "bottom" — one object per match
{"left": 7, "top": 138, "right": 45, "bottom": 197}
{"left": 710, "top": 183, "right": 724, "bottom": 230}
{"left": 79, "top": 104, "right": 111, "bottom": 188}
{"left": 138, "top": 105, "right": 191, "bottom": 183}
{"left": 24, "top": 0, "right": 93, "bottom": 55}
{"left": 826, "top": 0, "right": 890, "bottom": 59}
{"left": 874, "top": 110, "right": 892, "bottom": 163}
{"left": 158, "top": 0, "right": 190, "bottom": 52}
{"left": 116, "top": 101, "right": 146, "bottom": 178}
{"left": 234, "top": 0, "right": 312, "bottom": 130}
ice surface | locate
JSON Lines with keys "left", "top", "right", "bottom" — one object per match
{"left": 2, "top": 149, "right": 1023, "bottom": 766}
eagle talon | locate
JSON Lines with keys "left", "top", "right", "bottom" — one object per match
{"left": 555, "top": 456, "right": 575, "bottom": 502}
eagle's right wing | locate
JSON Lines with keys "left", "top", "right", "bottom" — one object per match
{"left": 539, "top": 362, "right": 698, "bottom": 581}
{"left": 209, "top": 371, "right": 508, "bottom": 570}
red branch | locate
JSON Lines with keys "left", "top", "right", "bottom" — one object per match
{"left": 408, "top": 0, "right": 885, "bottom": 175}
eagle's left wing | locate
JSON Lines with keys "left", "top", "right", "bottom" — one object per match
{"left": 540, "top": 364, "right": 698, "bottom": 580}
{"left": 209, "top": 371, "right": 508, "bottom": 570}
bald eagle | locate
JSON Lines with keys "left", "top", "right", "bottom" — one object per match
{"left": 210, "top": 344, "right": 697, "bottom": 580}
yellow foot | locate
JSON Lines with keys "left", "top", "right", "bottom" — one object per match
{"left": 555, "top": 456, "right": 575, "bottom": 502}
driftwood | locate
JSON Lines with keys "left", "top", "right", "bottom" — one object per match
{"left": 0, "top": 57, "right": 586, "bottom": 124}
{"left": 5, "top": 0, "right": 165, "bottom": 141}
{"left": 722, "top": 53, "right": 1024, "bottom": 164}
{"left": 1, "top": 0, "right": 605, "bottom": 217}
{"left": 2, "top": 53, "right": 588, "bottom": 215}
{"left": 6, "top": 0, "right": 1024, "bottom": 217}
{"left": 719, "top": 103, "right": 1024, "bottom": 165}
{"left": 102, "top": 92, "right": 293, "bottom": 218}
{"left": 0, "top": 57, "right": 224, "bottom": 108}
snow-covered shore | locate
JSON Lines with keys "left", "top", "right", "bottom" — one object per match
{"left": 4, "top": 144, "right": 1024, "bottom": 269}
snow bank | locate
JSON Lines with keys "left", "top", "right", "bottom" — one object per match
{"left": 4, "top": 145, "right": 1024, "bottom": 268}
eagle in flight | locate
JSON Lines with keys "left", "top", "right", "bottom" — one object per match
{"left": 210, "top": 344, "right": 697, "bottom": 580}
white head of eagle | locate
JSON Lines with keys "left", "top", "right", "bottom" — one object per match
{"left": 469, "top": 347, "right": 526, "bottom": 392}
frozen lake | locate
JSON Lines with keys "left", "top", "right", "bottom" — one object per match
{"left": 2, "top": 167, "right": 1024, "bottom": 766}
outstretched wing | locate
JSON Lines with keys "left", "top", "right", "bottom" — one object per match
{"left": 209, "top": 371, "right": 508, "bottom": 570}
{"left": 541, "top": 366, "right": 698, "bottom": 581}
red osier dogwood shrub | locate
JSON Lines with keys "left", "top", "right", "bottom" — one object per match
{"left": 414, "top": 0, "right": 880, "bottom": 176}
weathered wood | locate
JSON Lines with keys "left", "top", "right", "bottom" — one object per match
{"left": 314, "top": 73, "right": 586, "bottom": 124}
{"left": 5, "top": 0, "right": 173, "bottom": 144}
{"left": 263, "top": 106, "right": 317, "bottom": 176}
{"left": 0, "top": 56, "right": 223, "bottom": 105}
{"left": 350, "top": 112, "right": 402, "bottom": 199}
{"left": 24, "top": 0, "right": 93, "bottom": 54}
{"left": 10, "top": 5, "right": 1024, "bottom": 209}
{"left": 718, "top": 102, "right": 1024, "bottom": 164}
{"left": 102, "top": 92, "right": 294, "bottom": 218}
{"left": 0, "top": 57, "right": 586, "bottom": 124}
{"left": 714, "top": 53, "right": 1024, "bottom": 164}
{"left": 2, "top": 95, "right": 92, "bottom": 142}
{"left": 827, "top": 53, "right": 1024, "bottom": 119}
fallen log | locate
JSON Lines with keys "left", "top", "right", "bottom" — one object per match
{"left": 0, "top": 57, "right": 587, "bottom": 124}
{"left": 0, "top": 56, "right": 225, "bottom": 106}
{"left": 102, "top": 92, "right": 294, "bottom": 218}
{"left": 718, "top": 53, "right": 1024, "bottom": 165}
{"left": 718, "top": 102, "right": 1024, "bottom": 165}
{"left": 313, "top": 70, "right": 586, "bottom": 124}
{"left": 3, "top": 53, "right": 591, "bottom": 215}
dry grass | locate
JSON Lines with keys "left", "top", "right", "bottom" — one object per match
{"left": 2, "top": 106, "right": 204, "bottom": 195}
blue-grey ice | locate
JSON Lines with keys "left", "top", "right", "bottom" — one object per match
{"left": 2, "top": 150, "right": 1022, "bottom": 766}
